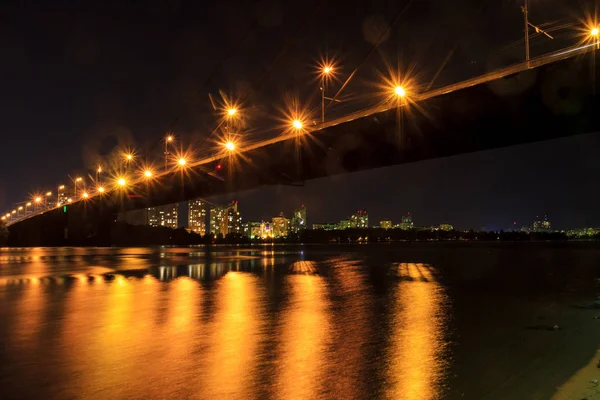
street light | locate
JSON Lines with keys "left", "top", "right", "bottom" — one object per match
{"left": 144, "top": 170, "right": 153, "bottom": 178}
{"left": 321, "top": 65, "right": 334, "bottom": 123}
{"left": 165, "top": 134, "right": 174, "bottom": 171}
{"left": 591, "top": 27, "right": 600, "bottom": 48}
{"left": 178, "top": 157, "right": 187, "bottom": 166}
{"left": 117, "top": 178, "right": 127, "bottom": 187}
{"left": 74, "top": 177, "right": 83, "bottom": 198}
{"left": 96, "top": 166, "right": 102, "bottom": 184}
{"left": 58, "top": 185, "right": 65, "bottom": 205}
{"left": 225, "top": 141, "right": 236, "bottom": 151}
{"left": 227, "top": 108, "right": 237, "bottom": 117}
{"left": 394, "top": 85, "right": 406, "bottom": 98}
{"left": 17, "top": 206, "right": 23, "bottom": 216}
{"left": 26, "top": 202, "right": 31, "bottom": 214}
{"left": 82, "top": 192, "right": 89, "bottom": 199}
{"left": 292, "top": 119, "right": 303, "bottom": 130}
{"left": 98, "top": 186, "right": 105, "bottom": 194}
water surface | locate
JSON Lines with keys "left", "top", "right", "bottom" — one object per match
{"left": 1, "top": 243, "right": 599, "bottom": 399}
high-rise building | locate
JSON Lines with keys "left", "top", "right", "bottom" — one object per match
{"left": 533, "top": 214, "right": 551, "bottom": 232}
{"left": 246, "top": 222, "right": 262, "bottom": 239}
{"left": 188, "top": 199, "right": 208, "bottom": 236}
{"left": 380, "top": 219, "right": 392, "bottom": 229}
{"left": 260, "top": 221, "right": 273, "bottom": 239}
{"left": 350, "top": 209, "right": 368, "bottom": 228}
{"left": 225, "top": 201, "right": 242, "bottom": 235}
{"left": 210, "top": 201, "right": 242, "bottom": 236}
{"left": 395, "top": 213, "right": 414, "bottom": 230}
{"left": 272, "top": 212, "right": 290, "bottom": 238}
{"left": 338, "top": 219, "right": 352, "bottom": 230}
{"left": 147, "top": 203, "right": 179, "bottom": 229}
{"left": 290, "top": 205, "right": 307, "bottom": 233}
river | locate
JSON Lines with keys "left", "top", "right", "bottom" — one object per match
{"left": 0, "top": 243, "right": 599, "bottom": 399}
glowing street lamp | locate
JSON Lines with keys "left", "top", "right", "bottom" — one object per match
{"left": 227, "top": 108, "right": 237, "bottom": 117}
{"left": 144, "top": 170, "right": 153, "bottom": 178}
{"left": 225, "top": 141, "right": 236, "bottom": 151}
{"left": 117, "top": 178, "right": 127, "bottom": 187}
{"left": 178, "top": 157, "right": 187, "bottom": 167}
{"left": 292, "top": 119, "right": 303, "bottom": 130}
{"left": 591, "top": 27, "right": 600, "bottom": 48}
{"left": 97, "top": 186, "right": 105, "bottom": 194}
{"left": 96, "top": 166, "right": 102, "bottom": 184}
{"left": 82, "top": 192, "right": 89, "bottom": 199}
{"left": 26, "top": 202, "right": 31, "bottom": 214}
{"left": 17, "top": 206, "right": 23, "bottom": 216}
{"left": 394, "top": 85, "right": 406, "bottom": 98}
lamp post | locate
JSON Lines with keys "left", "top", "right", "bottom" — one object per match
{"left": 58, "top": 185, "right": 65, "bottom": 206}
{"left": 165, "top": 135, "right": 174, "bottom": 171}
{"left": 321, "top": 65, "right": 333, "bottom": 123}
{"left": 74, "top": 177, "right": 83, "bottom": 198}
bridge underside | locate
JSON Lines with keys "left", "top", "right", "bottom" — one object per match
{"left": 8, "top": 52, "right": 600, "bottom": 245}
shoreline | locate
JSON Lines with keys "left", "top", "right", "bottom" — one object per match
{"left": 553, "top": 349, "right": 600, "bottom": 399}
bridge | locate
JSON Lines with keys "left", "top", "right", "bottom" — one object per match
{"left": 4, "top": 39, "right": 600, "bottom": 245}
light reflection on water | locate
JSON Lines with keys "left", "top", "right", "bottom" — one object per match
{"left": 0, "top": 246, "right": 449, "bottom": 399}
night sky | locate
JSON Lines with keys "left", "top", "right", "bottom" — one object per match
{"left": 1, "top": 0, "right": 599, "bottom": 230}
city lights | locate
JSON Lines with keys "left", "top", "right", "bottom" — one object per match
{"left": 35, "top": 197, "right": 41, "bottom": 203}
{"left": 18, "top": 206, "right": 23, "bottom": 210}
{"left": 82, "top": 192, "right": 89, "bottom": 199}
{"left": 592, "top": 27, "right": 599, "bottom": 36}
{"left": 166, "top": 135, "right": 174, "bottom": 142}
{"left": 178, "top": 157, "right": 187, "bottom": 166}
{"left": 12, "top": 210, "right": 16, "bottom": 214}
{"left": 227, "top": 108, "right": 237, "bottom": 116}
{"left": 323, "top": 66, "right": 332, "bottom": 74}
{"left": 292, "top": 119, "right": 303, "bottom": 130}
{"left": 75, "top": 177, "right": 82, "bottom": 182}
{"left": 26, "top": 202, "right": 31, "bottom": 206}
{"left": 117, "top": 178, "right": 126, "bottom": 187}
{"left": 125, "top": 154, "right": 133, "bottom": 161}
{"left": 46, "top": 191, "right": 52, "bottom": 196}
{"left": 59, "top": 185, "right": 65, "bottom": 190}
{"left": 98, "top": 186, "right": 105, "bottom": 193}
{"left": 144, "top": 170, "right": 153, "bottom": 178}
{"left": 225, "top": 141, "right": 236, "bottom": 151}
{"left": 67, "top": 198, "right": 73, "bottom": 203}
